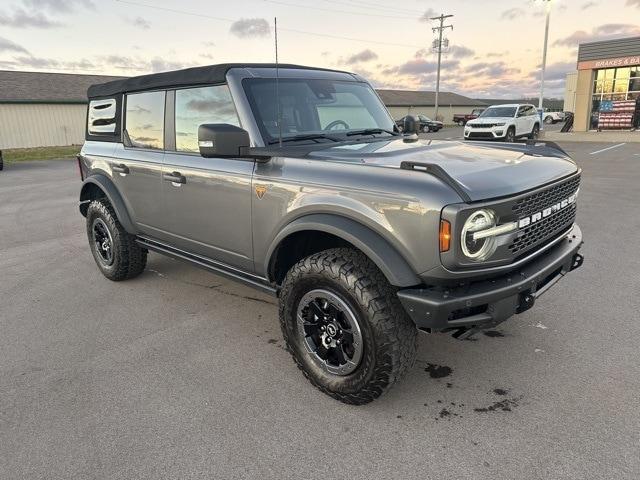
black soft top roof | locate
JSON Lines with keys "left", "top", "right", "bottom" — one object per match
{"left": 87, "top": 63, "right": 348, "bottom": 98}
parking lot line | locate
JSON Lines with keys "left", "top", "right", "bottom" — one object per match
{"left": 589, "top": 143, "right": 626, "bottom": 155}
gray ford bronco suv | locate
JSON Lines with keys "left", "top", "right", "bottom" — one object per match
{"left": 79, "top": 63, "right": 584, "bottom": 404}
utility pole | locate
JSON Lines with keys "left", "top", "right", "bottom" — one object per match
{"left": 538, "top": 0, "right": 552, "bottom": 110}
{"left": 430, "top": 14, "right": 453, "bottom": 122}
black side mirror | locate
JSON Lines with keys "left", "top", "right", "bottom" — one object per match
{"left": 403, "top": 115, "right": 419, "bottom": 135}
{"left": 198, "top": 124, "right": 250, "bottom": 158}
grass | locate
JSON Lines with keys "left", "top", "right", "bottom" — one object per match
{"left": 2, "top": 145, "right": 81, "bottom": 163}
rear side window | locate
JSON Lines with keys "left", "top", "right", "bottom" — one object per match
{"left": 88, "top": 99, "right": 116, "bottom": 135}
{"left": 175, "top": 85, "right": 239, "bottom": 153}
{"left": 125, "top": 91, "right": 165, "bottom": 150}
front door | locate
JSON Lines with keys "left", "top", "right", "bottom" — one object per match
{"left": 159, "top": 85, "right": 254, "bottom": 271}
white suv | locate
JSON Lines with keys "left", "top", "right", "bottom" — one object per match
{"left": 464, "top": 104, "right": 540, "bottom": 142}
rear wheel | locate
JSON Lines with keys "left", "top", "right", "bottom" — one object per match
{"left": 458, "top": 120, "right": 465, "bottom": 126}
{"left": 86, "top": 199, "right": 147, "bottom": 281}
{"left": 529, "top": 124, "right": 540, "bottom": 140}
{"left": 544, "top": 115, "right": 553, "bottom": 124}
{"left": 279, "top": 248, "right": 417, "bottom": 405}
{"left": 504, "top": 127, "right": 515, "bottom": 142}
{"left": 421, "top": 125, "right": 430, "bottom": 133}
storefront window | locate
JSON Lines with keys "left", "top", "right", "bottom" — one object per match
{"left": 590, "top": 65, "right": 640, "bottom": 129}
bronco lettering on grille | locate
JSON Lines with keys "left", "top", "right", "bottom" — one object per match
{"left": 517, "top": 191, "right": 578, "bottom": 229}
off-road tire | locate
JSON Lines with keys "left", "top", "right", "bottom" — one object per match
{"left": 279, "top": 248, "right": 417, "bottom": 405}
{"left": 86, "top": 199, "right": 147, "bottom": 281}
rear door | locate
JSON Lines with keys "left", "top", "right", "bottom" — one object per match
{"left": 159, "top": 84, "right": 254, "bottom": 271}
{"left": 111, "top": 90, "right": 166, "bottom": 234}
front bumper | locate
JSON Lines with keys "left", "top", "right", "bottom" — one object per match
{"left": 397, "top": 224, "right": 584, "bottom": 332}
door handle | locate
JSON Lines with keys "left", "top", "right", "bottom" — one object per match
{"left": 113, "top": 163, "right": 129, "bottom": 174}
{"left": 164, "top": 171, "right": 186, "bottom": 184}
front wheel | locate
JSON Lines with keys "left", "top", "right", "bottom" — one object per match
{"left": 421, "top": 125, "right": 430, "bottom": 133}
{"left": 457, "top": 120, "right": 465, "bottom": 126}
{"left": 279, "top": 248, "right": 417, "bottom": 405}
{"left": 504, "top": 127, "right": 515, "bottom": 142}
{"left": 544, "top": 116, "right": 553, "bottom": 124}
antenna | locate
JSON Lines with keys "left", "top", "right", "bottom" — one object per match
{"left": 274, "top": 17, "right": 283, "bottom": 148}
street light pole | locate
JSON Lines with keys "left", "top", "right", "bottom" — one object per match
{"left": 538, "top": 0, "right": 552, "bottom": 110}
{"left": 430, "top": 14, "right": 453, "bottom": 121}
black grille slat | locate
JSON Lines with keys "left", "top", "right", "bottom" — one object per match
{"left": 512, "top": 175, "right": 580, "bottom": 218}
{"left": 508, "top": 204, "right": 577, "bottom": 254}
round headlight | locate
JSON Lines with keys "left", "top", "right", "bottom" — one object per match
{"left": 461, "top": 209, "right": 497, "bottom": 261}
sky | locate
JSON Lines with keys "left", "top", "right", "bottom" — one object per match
{"left": 0, "top": 0, "right": 639, "bottom": 99}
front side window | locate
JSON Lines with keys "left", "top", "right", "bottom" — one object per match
{"left": 243, "top": 78, "right": 395, "bottom": 143}
{"left": 125, "top": 91, "right": 165, "bottom": 150}
{"left": 175, "top": 85, "right": 239, "bottom": 152}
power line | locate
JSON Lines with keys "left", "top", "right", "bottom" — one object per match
{"left": 313, "top": 0, "right": 425, "bottom": 16}
{"left": 254, "top": 0, "right": 417, "bottom": 20}
{"left": 113, "top": 0, "right": 425, "bottom": 49}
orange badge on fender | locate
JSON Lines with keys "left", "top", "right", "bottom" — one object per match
{"left": 255, "top": 184, "right": 267, "bottom": 199}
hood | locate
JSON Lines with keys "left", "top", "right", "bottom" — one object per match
{"left": 307, "top": 138, "right": 578, "bottom": 201}
{"left": 467, "top": 117, "right": 513, "bottom": 125}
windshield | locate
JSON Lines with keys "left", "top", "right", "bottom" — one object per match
{"left": 243, "top": 78, "right": 395, "bottom": 144}
{"left": 479, "top": 106, "right": 517, "bottom": 118}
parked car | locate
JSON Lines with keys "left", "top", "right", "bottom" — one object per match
{"left": 464, "top": 104, "right": 540, "bottom": 142}
{"left": 396, "top": 114, "right": 443, "bottom": 133}
{"left": 543, "top": 109, "right": 565, "bottom": 124}
{"left": 79, "top": 64, "right": 584, "bottom": 404}
{"left": 453, "top": 108, "right": 485, "bottom": 126}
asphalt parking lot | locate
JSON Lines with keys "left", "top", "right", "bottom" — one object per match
{"left": 1, "top": 134, "right": 639, "bottom": 479}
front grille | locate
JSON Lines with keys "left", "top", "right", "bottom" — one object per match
{"left": 512, "top": 175, "right": 581, "bottom": 217}
{"left": 508, "top": 204, "right": 577, "bottom": 254}
{"left": 468, "top": 132, "right": 494, "bottom": 138}
{"left": 469, "top": 123, "right": 495, "bottom": 129}
{"left": 507, "top": 174, "right": 581, "bottom": 255}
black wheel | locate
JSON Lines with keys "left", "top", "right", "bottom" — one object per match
{"left": 0, "top": 156, "right": 3, "bottom": 171}
{"left": 504, "top": 127, "right": 515, "bottom": 143}
{"left": 86, "top": 199, "right": 147, "bottom": 281}
{"left": 544, "top": 116, "right": 553, "bottom": 124}
{"left": 458, "top": 120, "right": 465, "bottom": 126}
{"left": 421, "top": 125, "right": 429, "bottom": 133}
{"left": 529, "top": 124, "right": 540, "bottom": 140}
{"left": 279, "top": 248, "right": 417, "bottom": 405}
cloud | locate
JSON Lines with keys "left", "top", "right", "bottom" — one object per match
{"left": 127, "top": 16, "right": 150, "bottom": 29}
{"left": 626, "top": 0, "right": 640, "bottom": 7}
{"left": 529, "top": 61, "right": 576, "bottom": 81}
{"left": 229, "top": 18, "right": 270, "bottom": 38}
{"left": 500, "top": 8, "right": 524, "bottom": 20}
{"left": 0, "top": 7, "right": 60, "bottom": 28}
{"left": 12, "top": 55, "right": 59, "bottom": 68}
{"left": 384, "top": 58, "right": 460, "bottom": 76}
{"left": 581, "top": 1, "right": 597, "bottom": 9}
{"left": 465, "top": 61, "right": 520, "bottom": 77}
{"left": 22, "top": 0, "right": 94, "bottom": 13}
{"left": 554, "top": 23, "right": 640, "bottom": 46}
{"left": 419, "top": 8, "right": 437, "bottom": 22}
{"left": 342, "top": 49, "right": 378, "bottom": 65}
{"left": 0, "top": 36, "right": 29, "bottom": 54}
{"left": 447, "top": 45, "right": 475, "bottom": 59}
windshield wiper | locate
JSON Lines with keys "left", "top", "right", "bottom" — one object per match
{"left": 267, "top": 133, "right": 341, "bottom": 145}
{"left": 345, "top": 128, "right": 399, "bottom": 137}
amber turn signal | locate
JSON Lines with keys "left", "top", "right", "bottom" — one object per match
{"left": 439, "top": 219, "right": 451, "bottom": 252}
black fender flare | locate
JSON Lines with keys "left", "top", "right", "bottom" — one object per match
{"left": 265, "top": 214, "right": 421, "bottom": 287}
{"left": 79, "top": 174, "right": 138, "bottom": 234}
